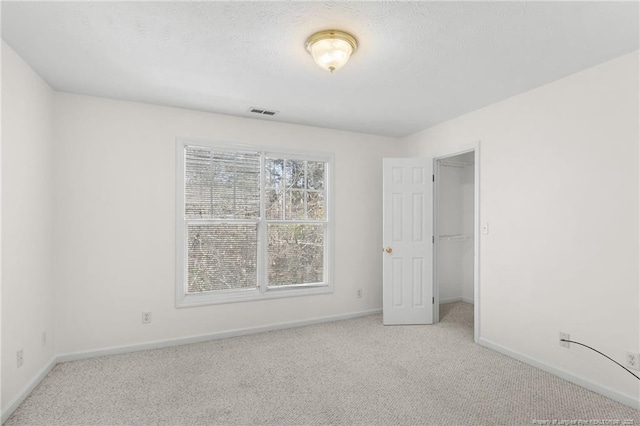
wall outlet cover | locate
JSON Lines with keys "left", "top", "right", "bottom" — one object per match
{"left": 626, "top": 351, "right": 640, "bottom": 371}
{"left": 17, "top": 349, "right": 24, "bottom": 368}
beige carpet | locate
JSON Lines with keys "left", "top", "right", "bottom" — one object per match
{"left": 5, "top": 302, "right": 640, "bottom": 425}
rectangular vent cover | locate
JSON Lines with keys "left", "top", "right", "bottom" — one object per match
{"left": 249, "top": 107, "right": 277, "bottom": 116}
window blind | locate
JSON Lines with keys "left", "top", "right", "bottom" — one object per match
{"left": 185, "top": 146, "right": 260, "bottom": 293}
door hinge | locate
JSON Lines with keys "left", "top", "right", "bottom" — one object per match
{"left": 432, "top": 235, "right": 434, "bottom": 243}
{"left": 432, "top": 297, "right": 435, "bottom": 304}
{"left": 432, "top": 174, "right": 435, "bottom": 182}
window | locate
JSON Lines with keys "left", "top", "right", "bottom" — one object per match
{"left": 176, "top": 140, "right": 332, "bottom": 307}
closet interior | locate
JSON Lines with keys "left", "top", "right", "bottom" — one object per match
{"left": 435, "top": 151, "right": 475, "bottom": 314}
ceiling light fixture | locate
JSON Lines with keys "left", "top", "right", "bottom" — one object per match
{"left": 305, "top": 30, "right": 358, "bottom": 73}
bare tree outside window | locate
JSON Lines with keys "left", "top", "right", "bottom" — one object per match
{"left": 265, "top": 157, "right": 326, "bottom": 286}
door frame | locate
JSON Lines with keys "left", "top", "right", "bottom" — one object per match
{"left": 432, "top": 141, "right": 481, "bottom": 343}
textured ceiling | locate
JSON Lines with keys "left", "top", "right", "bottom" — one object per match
{"left": 2, "top": 1, "right": 638, "bottom": 137}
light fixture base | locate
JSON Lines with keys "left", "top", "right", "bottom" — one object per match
{"left": 305, "top": 29, "right": 358, "bottom": 73}
{"left": 305, "top": 30, "right": 358, "bottom": 53}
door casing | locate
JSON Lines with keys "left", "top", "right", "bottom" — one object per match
{"left": 432, "top": 142, "right": 480, "bottom": 343}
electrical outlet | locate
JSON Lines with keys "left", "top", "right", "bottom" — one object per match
{"left": 17, "top": 349, "right": 24, "bottom": 368}
{"left": 142, "top": 312, "right": 152, "bottom": 324}
{"left": 559, "top": 332, "right": 570, "bottom": 348}
{"left": 626, "top": 351, "right": 640, "bottom": 371}
{"left": 41, "top": 331, "right": 47, "bottom": 346}
{"left": 357, "top": 289, "right": 362, "bottom": 298}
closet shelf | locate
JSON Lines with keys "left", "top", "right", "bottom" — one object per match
{"left": 439, "top": 234, "right": 473, "bottom": 241}
{"left": 440, "top": 160, "right": 473, "bottom": 168}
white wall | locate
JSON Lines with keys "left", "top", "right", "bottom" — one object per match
{"left": 437, "top": 163, "right": 464, "bottom": 301}
{"left": 405, "top": 51, "right": 640, "bottom": 401}
{"left": 52, "top": 92, "right": 403, "bottom": 355}
{"left": 1, "top": 41, "right": 56, "bottom": 412}
{"left": 460, "top": 155, "right": 474, "bottom": 303}
{"left": 1, "top": 40, "right": 3, "bottom": 414}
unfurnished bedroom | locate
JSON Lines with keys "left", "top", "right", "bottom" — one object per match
{"left": 1, "top": 1, "right": 639, "bottom": 425}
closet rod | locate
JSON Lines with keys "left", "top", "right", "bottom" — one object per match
{"left": 440, "top": 161, "right": 473, "bottom": 168}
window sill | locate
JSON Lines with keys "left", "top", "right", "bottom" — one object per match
{"left": 176, "top": 283, "right": 333, "bottom": 308}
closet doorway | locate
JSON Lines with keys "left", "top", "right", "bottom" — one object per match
{"left": 433, "top": 149, "right": 479, "bottom": 341}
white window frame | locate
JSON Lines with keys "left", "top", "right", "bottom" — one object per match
{"left": 175, "top": 138, "right": 334, "bottom": 308}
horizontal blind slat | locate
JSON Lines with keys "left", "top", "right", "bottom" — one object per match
{"left": 185, "top": 146, "right": 260, "bottom": 219}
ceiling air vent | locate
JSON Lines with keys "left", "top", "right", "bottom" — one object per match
{"left": 249, "top": 107, "right": 278, "bottom": 116}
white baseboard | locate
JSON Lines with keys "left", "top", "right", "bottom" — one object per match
{"left": 57, "top": 308, "right": 382, "bottom": 363}
{"left": 479, "top": 337, "right": 640, "bottom": 410}
{"left": 440, "top": 297, "right": 463, "bottom": 304}
{"left": 440, "top": 296, "right": 474, "bottom": 304}
{"left": 3, "top": 308, "right": 381, "bottom": 422}
{"left": 1, "top": 357, "right": 57, "bottom": 424}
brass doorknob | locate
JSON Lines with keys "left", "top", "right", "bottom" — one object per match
{"left": 385, "top": 247, "right": 393, "bottom": 254}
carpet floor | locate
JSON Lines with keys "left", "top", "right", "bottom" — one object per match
{"left": 5, "top": 302, "right": 640, "bottom": 425}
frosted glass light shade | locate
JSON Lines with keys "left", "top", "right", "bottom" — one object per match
{"left": 306, "top": 30, "right": 358, "bottom": 73}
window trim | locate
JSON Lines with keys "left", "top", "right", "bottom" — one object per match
{"left": 175, "top": 138, "right": 334, "bottom": 308}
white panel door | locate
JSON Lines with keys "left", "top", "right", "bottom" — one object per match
{"left": 382, "top": 158, "right": 433, "bottom": 325}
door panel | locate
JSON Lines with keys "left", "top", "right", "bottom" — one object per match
{"left": 383, "top": 158, "right": 433, "bottom": 325}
